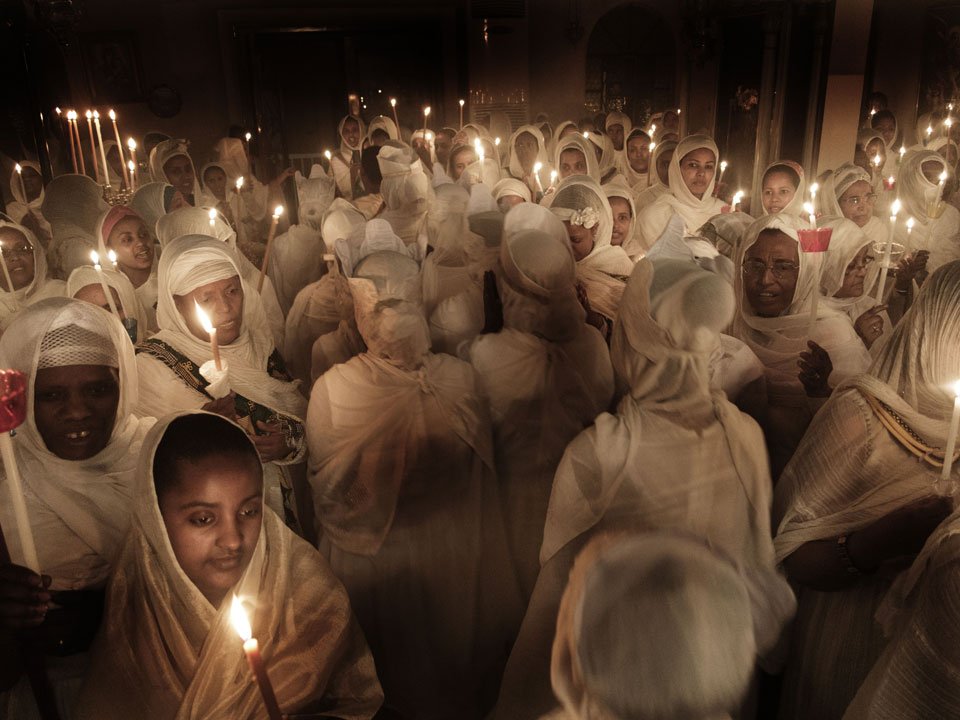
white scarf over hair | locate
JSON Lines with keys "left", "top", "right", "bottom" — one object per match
{"left": 0, "top": 297, "right": 154, "bottom": 588}
{"left": 545, "top": 175, "right": 634, "bottom": 320}
{"left": 817, "top": 216, "right": 882, "bottom": 323}
{"left": 817, "top": 162, "right": 889, "bottom": 252}
{"left": 66, "top": 264, "right": 149, "bottom": 343}
{"left": 616, "top": 128, "right": 650, "bottom": 190}
{"left": 637, "top": 134, "right": 726, "bottom": 246}
{"left": 41, "top": 174, "right": 110, "bottom": 277}
{"left": 634, "top": 139, "right": 678, "bottom": 213}
{"left": 554, "top": 134, "right": 601, "bottom": 183}
{"left": 0, "top": 221, "right": 66, "bottom": 329}
{"left": 506, "top": 124, "right": 552, "bottom": 188}
{"left": 148, "top": 139, "right": 201, "bottom": 202}
{"left": 895, "top": 148, "right": 960, "bottom": 273}
{"left": 603, "top": 181, "right": 641, "bottom": 258}
{"left": 76, "top": 411, "right": 383, "bottom": 720}
{"left": 377, "top": 145, "right": 430, "bottom": 246}
{"left": 760, "top": 160, "right": 808, "bottom": 219}
{"left": 5, "top": 161, "right": 50, "bottom": 236}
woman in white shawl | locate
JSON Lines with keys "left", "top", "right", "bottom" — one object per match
{"left": 75, "top": 411, "right": 383, "bottom": 720}
{"left": 377, "top": 144, "right": 431, "bottom": 246}
{"left": 604, "top": 110, "right": 631, "bottom": 152}
{"left": 584, "top": 131, "right": 621, "bottom": 184}
{"left": 148, "top": 139, "right": 201, "bottom": 206}
{"left": 773, "top": 261, "right": 960, "bottom": 720}
{"left": 66, "top": 265, "right": 148, "bottom": 344}
{"left": 5, "top": 161, "right": 51, "bottom": 247}
{"left": 493, "top": 257, "right": 781, "bottom": 720}
{"left": 466, "top": 218, "right": 613, "bottom": 599}
{"left": 330, "top": 115, "right": 366, "bottom": 200}
{"left": 636, "top": 134, "right": 726, "bottom": 249}
{"left": 760, "top": 160, "right": 808, "bottom": 219}
{"left": 0, "top": 297, "right": 155, "bottom": 718}
{"left": 616, "top": 128, "right": 652, "bottom": 192}
{"left": 732, "top": 213, "right": 872, "bottom": 478}
{"left": 546, "top": 176, "right": 634, "bottom": 331}
{"left": 365, "top": 115, "right": 400, "bottom": 146}
{"left": 634, "top": 139, "right": 677, "bottom": 212}
{"left": 154, "top": 206, "right": 286, "bottom": 349}
{"left": 307, "top": 287, "right": 522, "bottom": 719}
{"left": 870, "top": 109, "right": 901, "bottom": 178}
{"left": 895, "top": 148, "right": 960, "bottom": 275}
{"left": 134, "top": 236, "right": 307, "bottom": 530}
{"left": 603, "top": 181, "right": 642, "bottom": 259}
{"left": 544, "top": 533, "right": 794, "bottom": 720}
{"left": 816, "top": 163, "right": 888, "bottom": 253}
{"left": 0, "top": 221, "right": 65, "bottom": 331}
{"left": 95, "top": 205, "right": 159, "bottom": 332}
{"left": 505, "top": 125, "right": 552, "bottom": 198}
{"left": 554, "top": 134, "right": 600, "bottom": 183}
{"left": 41, "top": 174, "right": 109, "bottom": 278}
{"left": 855, "top": 128, "right": 888, "bottom": 195}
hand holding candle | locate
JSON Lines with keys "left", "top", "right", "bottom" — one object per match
{"left": 231, "top": 596, "right": 282, "bottom": 720}
{"left": 195, "top": 302, "right": 222, "bottom": 371}
{"left": 0, "top": 369, "right": 39, "bottom": 574}
{"left": 258, "top": 206, "right": 283, "bottom": 292}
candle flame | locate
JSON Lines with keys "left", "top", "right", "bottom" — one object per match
{"left": 494, "top": 137, "right": 501, "bottom": 146}
{"left": 273, "top": 205, "right": 284, "bottom": 219}
{"left": 951, "top": 379, "right": 960, "bottom": 398}
{"left": 906, "top": 217, "right": 915, "bottom": 231}
{"left": 423, "top": 106, "right": 431, "bottom": 117}
{"left": 869, "top": 108, "right": 876, "bottom": 116}
{"left": 195, "top": 301, "right": 215, "bottom": 335}
{"left": 809, "top": 182, "right": 819, "bottom": 196}
{"left": 55, "top": 107, "right": 61, "bottom": 115}
{"left": 533, "top": 161, "right": 543, "bottom": 173}
{"left": 67, "top": 110, "right": 76, "bottom": 121}
{"left": 940, "top": 170, "right": 949, "bottom": 183}
{"left": 676, "top": 107, "right": 681, "bottom": 115}
{"left": 582, "top": 131, "right": 589, "bottom": 139}
{"left": 649, "top": 141, "right": 657, "bottom": 152}
{"left": 888, "top": 174, "right": 895, "bottom": 185}
{"left": 720, "top": 160, "right": 728, "bottom": 171}
{"left": 230, "top": 595, "right": 252, "bottom": 641}
{"left": 947, "top": 118, "right": 954, "bottom": 129}
{"left": 891, "top": 198, "right": 902, "bottom": 217}
{"left": 390, "top": 98, "right": 396, "bottom": 107}
{"left": 927, "top": 125, "right": 933, "bottom": 136}
{"left": 803, "top": 201, "right": 815, "bottom": 215}
{"left": 244, "top": 132, "right": 252, "bottom": 142}
{"left": 550, "top": 169, "right": 558, "bottom": 183}
{"left": 899, "top": 146, "right": 906, "bottom": 156}
{"left": 459, "top": 99, "right": 465, "bottom": 107}
{"left": 872, "top": 154, "right": 882, "bottom": 167}
{"left": 127, "top": 137, "right": 136, "bottom": 151}
{"left": 323, "top": 150, "right": 332, "bottom": 160}
{"left": 93, "top": 110, "right": 100, "bottom": 119}
{"left": 650, "top": 124, "right": 657, "bottom": 134}
{"left": 108, "top": 109, "right": 116, "bottom": 120}
{"left": 90, "top": 250, "right": 101, "bottom": 267}
{"left": 128, "top": 159, "right": 135, "bottom": 171}
{"left": 15, "top": 164, "right": 22, "bottom": 174}
{"left": 732, "top": 190, "right": 744, "bottom": 206}
{"left": 236, "top": 176, "right": 244, "bottom": 191}
{"left": 85, "top": 110, "right": 92, "bottom": 119}
{"left": 208, "top": 208, "right": 218, "bottom": 226}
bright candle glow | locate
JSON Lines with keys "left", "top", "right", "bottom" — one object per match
{"left": 907, "top": 217, "right": 915, "bottom": 232}
{"left": 236, "top": 176, "right": 244, "bottom": 191}
{"left": 195, "top": 301, "right": 215, "bottom": 336}
{"left": 85, "top": 110, "right": 92, "bottom": 120}
{"left": 107, "top": 250, "right": 117, "bottom": 266}
{"left": 720, "top": 160, "right": 728, "bottom": 172}
{"left": 127, "top": 137, "right": 136, "bottom": 151}
{"left": 14, "top": 164, "right": 21, "bottom": 175}
{"left": 533, "top": 161, "right": 543, "bottom": 173}
{"left": 127, "top": 160, "right": 135, "bottom": 172}
{"left": 245, "top": 132, "right": 252, "bottom": 142}
{"left": 891, "top": 198, "right": 902, "bottom": 217}
{"left": 582, "top": 131, "right": 589, "bottom": 139}
{"left": 459, "top": 99, "right": 464, "bottom": 107}
{"left": 423, "top": 106, "right": 431, "bottom": 118}
{"left": 208, "top": 208, "right": 218, "bottom": 226}
{"left": 390, "top": 98, "right": 396, "bottom": 108}
{"left": 108, "top": 109, "right": 116, "bottom": 121}
{"left": 494, "top": 137, "right": 501, "bottom": 146}
{"left": 732, "top": 190, "right": 744, "bottom": 207}
{"left": 230, "top": 595, "right": 252, "bottom": 642}
{"left": 90, "top": 250, "right": 101, "bottom": 267}
{"left": 273, "top": 205, "right": 284, "bottom": 219}
{"left": 324, "top": 150, "right": 332, "bottom": 160}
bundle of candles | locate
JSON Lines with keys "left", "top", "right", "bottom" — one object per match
{"left": 57, "top": 107, "right": 139, "bottom": 195}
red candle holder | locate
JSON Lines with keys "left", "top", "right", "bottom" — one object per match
{"left": 0, "top": 370, "right": 27, "bottom": 433}
{"left": 797, "top": 227, "right": 833, "bottom": 253}
{"left": 884, "top": 177, "right": 896, "bottom": 191}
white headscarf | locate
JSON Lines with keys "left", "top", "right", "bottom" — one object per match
{"left": 41, "top": 174, "right": 109, "bottom": 275}
{"left": 584, "top": 131, "right": 618, "bottom": 181}
{"left": 6, "top": 160, "right": 46, "bottom": 223}
{"left": 0, "top": 221, "right": 65, "bottom": 329}
{"left": 212, "top": 136, "right": 252, "bottom": 179}
{"left": 366, "top": 115, "right": 400, "bottom": 145}
{"left": 76, "top": 410, "right": 383, "bottom": 720}
{"left": 377, "top": 145, "right": 430, "bottom": 245}
{"left": 895, "top": 148, "right": 960, "bottom": 272}
{"left": 617, "top": 128, "right": 651, "bottom": 189}
{"left": 337, "top": 114, "right": 366, "bottom": 158}
{"left": 760, "top": 160, "right": 808, "bottom": 219}
{"left": 0, "top": 297, "right": 154, "bottom": 585}
{"left": 604, "top": 111, "right": 632, "bottom": 139}
{"left": 493, "top": 178, "right": 532, "bottom": 206}
{"left": 148, "top": 139, "right": 200, "bottom": 201}
{"left": 197, "top": 160, "right": 230, "bottom": 210}
{"left": 506, "top": 124, "right": 551, "bottom": 183}
{"left": 129, "top": 181, "right": 176, "bottom": 240}
{"left": 603, "top": 181, "right": 641, "bottom": 258}
{"left": 554, "top": 134, "right": 601, "bottom": 183}
{"left": 817, "top": 216, "right": 880, "bottom": 317}
{"left": 816, "top": 162, "right": 872, "bottom": 217}
{"left": 66, "top": 264, "right": 149, "bottom": 343}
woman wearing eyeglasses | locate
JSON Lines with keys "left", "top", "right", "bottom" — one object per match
{"left": 0, "top": 221, "right": 65, "bottom": 332}
{"left": 733, "top": 214, "right": 871, "bottom": 480}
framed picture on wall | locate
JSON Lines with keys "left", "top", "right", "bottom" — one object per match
{"left": 80, "top": 33, "right": 144, "bottom": 103}
{"left": 918, "top": 5, "right": 960, "bottom": 116}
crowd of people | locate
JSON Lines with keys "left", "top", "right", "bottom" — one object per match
{"left": 0, "top": 90, "right": 958, "bottom": 719}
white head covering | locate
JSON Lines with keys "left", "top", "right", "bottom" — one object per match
{"left": 335, "top": 218, "right": 421, "bottom": 281}
{"left": 377, "top": 145, "right": 430, "bottom": 244}
{"left": 0, "top": 297, "right": 152, "bottom": 583}
{"left": 506, "top": 125, "right": 551, "bottom": 180}
{"left": 554, "top": 134, "right": 601, "bottom": 182}
{"left": 211, "top": 136, "right": 251, "bottom": 179}
{"left": 366, "top": 115, "right": 400, "bottom": 145}
{"left": 337, "top": 114, "right": 366, "bottom": 157}
{"left": 584, "top": 131, "right": 618, "bottom": 180}
{"left": 294, "top": 168, "right": 336, "bottom": 232}
{"left": 148, "top": 139, "right": 200, "bottom": 201}
{"left": 493, "top": 178, "right": 532, "bottom": 206}
{"left": 665, "top": 134, "right": 720, "bottom": 211}
{"left": 817, "top": 216, "right": 880, "bottom": 312}
{"left": 156, "top": 205, "right": 235, "bottom": 249}
{"left": 129, "top": 181, "right": 176, "bottom": 240}
{"left": 604, "top": 110, "right": 632, "bottom": 138}
{"left": 603, "top": 181, "right": 641, "bottom": 257}
{"left": 75, "top": 410, "right": 382, "bottom": 719}
{"left": 646, "top": 138, "right": 678, "bottom": 192}
{"left": 816, "top": 162, "right": 872, "bottom": 217}
{"left": 617, "top": 128, "right": 651, "bottom": 188}
{"left": 760, "top": 160, "right": 808, "bottom": 218}
{"left": 321, "top": 198, "right": 367, "bottom": 254}
{"left": 66, "top": 264, "right": 148, "bottom": 343}
{"left": 7, "top": 160, "right": 44, "bottom": 214}
{"left": 898, "top": 148, "right": 948, "bottom": 224}
{"left": 41, "top": 174, "right": 108, "bottom": 251}
{"left": 197, "top": 160, "right": 229, "bottom": 208}
{"left": 0, "top": 221, "right": 65, "bottom": 327}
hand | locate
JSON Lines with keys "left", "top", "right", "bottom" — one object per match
{"left": 0, "top": 564, "right": 51, "bottom": 630}
{"left": 854, "top": 305, "right": 886, "bottom": 349}
{"left": 798, "top": 341, "right": 833, "bottom": 398}
{"left": 894, "top": 250, "right": 929, "bottom": 290}
{"left": 268, "top": 168, "right": 296, "bottom": 190}
{"left": 201, "top": 392, "right": 237, "bottom": 420}
{"left": 577, "top": 283, "right": 607, "bottom": 335}
{"left": 250, "top": 420, "right": 291, "bottom": 463}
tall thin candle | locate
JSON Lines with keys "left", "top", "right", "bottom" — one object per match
{"left": 942, "top": 381, "right": 960, "bottom": 481}
{"left": 93, "top": 111, "right": 111, "bottom": 188}
{"left": 231, "top": 597, "right": 283, "bottom": 720}
{"left": 422, "top": 106, "right": 431, "bottom": 137}
{"left": 390, "top": 98, "right": 399, "bottom": 132}
{"left": 85, "top": 111, "right": 100, "bottom": 183}
{"left": 127, "top": 138, "right": 139, "bottom": 186}
{"left": 70, "top": 111, "right": 85, "bottom": 175}
{"left": 258, "top": 206, "right": 283, "bottom": 292}
{"left": 128, "top": 160, "right": 137, "bottom": 192}
{"left": 875, "top": 198, "right": 901, "bottom": 303}
{"left": 14, "top": 165, "right": 26, "bottom": 203}
{"left": 65, "top": 110, "right": 78, "bottom": 173}
{"left": 459, "top": 98, "right": 465, "bottom": 129}
{"left": 108, "top": 110, "right": 127, "bottom": 189}
{"left": 195, "top": 302, "right": 222, "bottom": 371}
{"left": 90, "top": 251, "right": 120, "bottom": 317}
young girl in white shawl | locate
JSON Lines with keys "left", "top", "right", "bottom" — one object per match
{"left": 505, "top": 125, "right": 552, "bottom": 198}
{"left": 5, "top": 161, "right": 51, "bottom": 247}
{"left": 492, "top": 258, "right": 781, "bottom": 720}
{"left": 546, "top": 176, "right": 634, "bottom": 332}
{"left": 554, "top": 134, "right": 600, "bottom": 183}
{"left": 134, "top": 236, "right": 307, "bottom": 532}
{"left": 466, "top": 219, "right": 614, "bottom": 599}
{"left": 75, "top": 411, "right": 383, "bottom": 720}
{"left": 40, "top": 174, "right": 109, "bottom": 278}
{"left": 95, "top": 205, "right": 159, "bottom": 332}
{"left": 603, "top": 181, "right": 642, "bottom": 259}
{"left": 636, "top": 134, "right": 726, "bottom": 248}
{"left": 0, "top": 297, "right": 155, "bottom": 718}
{"left": 616, "top": 128, "right": 652, "bottom": 192}
{"left": 330, "top": 115, "right": 366, "bottom": 200}
{"left": 148, "top": 139, "right": 201, "bottom": 206}
{"left": 732, "top": 213, "right": 872, "bottom": 479}
{"left": 773, "top": 260, "right": 960, "bottom": 720}
{"left": 760, "top": 160, "right": 808, "bottom": 219}
{"left": 0, "top": 222, "right": 65, "bottom": 331}
{"left": 307, "top": 288, "right": 522, "bottom": 719}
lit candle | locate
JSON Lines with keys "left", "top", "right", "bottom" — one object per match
{"left": 926, "top": 125, "right": 934, "bottom": 145}
{"left": 244, "top": 131, "right": 252, "bottom": 144}
{"left": 494, "top": 136, "right": 501, "bottom": 148}
{"left": 648, "top": 141, "right": 657, "bottom": 153}
{"left": 258, "top": 206, "right": 283, "bottom": 292}
{"left": 717, "top": 160, "right": 728, "bottom": 186}
{"left": 422, "top": 105, "right": 431, "bottom": 137}
{"left": 127, "top": 138, "right": 138, "bottom": 185}
{"left": 230, "top": 596, "right": 283, "bottom": 720}
{"left": 14, "top": 164, "right": 27, "bottom": 203}
{"left": 907, "top": 216, "right": 915, "bottom": 236}
{"left": 390, "top": 98, "right": 400, "bottom": 132}
{"left": 459, "top": 98, "right": 465, "bottom": 129}
{"left": 875, "top": 198, "right": 901, "bottom": 304}
{"left": 108, "top": 110, "right": 126, "bottom": 188}
{"left": 68, "top": 111, "right": 85, "bottom": 175}
{"left": 649, "top": 123, "right": 657, "bottom": 137}
{"left": 869, "top": 108, "right": 877, "bottom": 118}
{"left": 898, "top": 145, "right": 906, "bottom": 164}
{"left": 474, "top": 138, "right": 484, "bottom": 169}
{"left": 582, "top": 131, "right": 589, "bottom": 139}
{"left": 533, "top": 161, "right": 544, "bottom": 193}
{"left": 208, "top": 207, "right": 218, "bottom": 228}
{"left": 938, "top": 169, "right": 948, "bottom": 198}
{"left": 732, "top": 190, "right": 744, "bottom": 213}
{"left": 128, "top": 160, "right": 137, "bottom": 191}
{"left": 941, "top": 381, "right": 960, "bottom": 481}
{"left": 946, "top": 117, "right": 954, "bottom": 132}
{"left": 93, "top": 111, "right": 111, "bottom": 188}
{"left": 809, "top": 181, "right": 819, "bottom": 204}
{"left": 549, "top": 169, "right": 558, "bottom": 189}
{"left": 107, "top": 249, "right": 118, "bottom": 269}
{"left": 85, "top": 111, "right": 101, "bottom": 183}
{"left": 90, "top": 251, "right": 120, "bottom": 317}
{"left": 194, "top": 301, "right": 222, "bottom": 371}
{"left": 0, "top": 370, "right": 39, "bottom": 574}
{"left": 803, "top": 201, "right": 817, "bottom": 228}
{"left": 872, "top": 153, "right": 882, "bottom": 172}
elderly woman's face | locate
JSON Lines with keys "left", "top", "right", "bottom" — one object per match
{"left": 559, "top": 149, "right": 588, "bottom": 179}
{"left": 838, "top": 180, "right": 876, "bottom": 227}
{"left": 835, "top": 244, "right": 874, "bottom": 299}
{"left": 742, "top": 230, "right": 800, "bottom": 317}
{"left": 679, "top": 148, "right": 716, "bottom": 199}
{"left": 450, "top": 148, "right": 476, "bottom": 181}
{"left": 565, "top": 221, "right": 597, "bottom": 261}
{"left": 174, "top": 275, "right": 244, "bottom": 345}
{"left": 35, "top": 364, "right": 120, "bottom": 461}
{"left": 0, "top": 227, "right": 35, "bottom": 291}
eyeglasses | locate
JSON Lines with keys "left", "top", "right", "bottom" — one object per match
{"left": 840, "top": 193, "right": 877, "bottom": 207}
{"left": 0, "top": 242, "right": 33, "bottom": 259}
{"left": 741, "top": 258, "right": 800, "bottom": 280}
{"left": 845, "top": 255, "right": 876, "bottom": 274}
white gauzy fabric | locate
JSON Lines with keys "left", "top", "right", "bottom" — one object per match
{"left": 492, "top": 258, "right": 781, "bottom": 720}
{"left": 366, "top": 115, "right": 400, "bottom": 144}
{"left": 5, "top": 161, "right": 52, "bottom": 241}
{"left": 212, "top": 137, "right": 272, "bottom": 234}
{"left": 377, "top": 145, "right": 431, "bottom": 246}
{"left": 817, "top": 162, "right": 890, "bottom": 253}
{"left": 616, "top": 128, "right": 650, "bottom": 190}
{"left": 75, "top": 410, "right": 382, "bottom": 720}
{"left": 603, "top": 180, "right": 641, "bottom": 258}
{"left": 148, "top": 139, "right": 201, "bottom": 202}
{"left": 773, "top": 261, "right": 960, "bottom": 720}
{"left": 330, "top": 115, "right": 366, "bottom": 200}
{"left": 553, "top": 134, "right": 600, "bottom": 183}
{"left": 895, "top": 148, "right": 960, "bottom": 273}
{"left": 307, "top": 295, "right": 523, "bottom": 718}
{"left": 468, "top": 224, "right": 613, "bottom": 598}
{"left": 584, "top": 132, "right": 620, "bottom": 184}
{"left": 760, "top": 160, "right": 808, "bottom": 219}
{"left": 41, "top": 174, "right": 109, "bottom": 278}
{"left": 634, "top": 139, "right": 678, "bottom": 213}
{"left": 817, "top": 216, "right": 886, "bottom": 332}
{"left": 66, "top": 265, "right": 149, "bottom": 343}
{"left": 732, "top": 213, "right": 871, "bottom": 477}
{"left": 548, "top": 534, "right": 793, "bottom": 720}
{"left": 0, "top": 221, "right": 66, "bottom": 330}
{"left": 636, "top": 134, "right": 726, "bottom": 249}
{"left": 506, "top": 124, "right": 552, "bottom": 195}
{"left": 546, "top": 175, "right": 634, "bottom": 321}
{"left": 493, "top": 178, "right": 532, "bottom": 206}
{"left": 129, "top": 182, "right": 174, "bottom": 241}
{"left": 154, "top": 206, "right": 286, "bottom": 348}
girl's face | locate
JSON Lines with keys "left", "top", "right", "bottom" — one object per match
{"left": 204, "top": 167, "right": 228, "bottom": 201}
{"left": 174, "top": 275, "right": 244, "bottom": 346}
{"left": 0, "top": 227, "right": 35, "bottom": 291}
{"left": 341, "top": 117, "right": 361, "bottom": 148}
{"left": 609, "top": 197, "right": 632, "bottom": 247}
{"left": 761, "top": 170, "right": 798, "bottom": 214}
{"left": 565, "top": 220, "right": 597, "bottom": 261}
{"left": 107, "top": 217, "right": 154, "bottom": 273}
{"left": 158, "top": 452, "right": 263, "bottom": 607}
{"left": 559, "top": 149, "right": 587, "bottom": 178}
{"left": 679, "top": 148, "right": 716, "bottom": 199}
